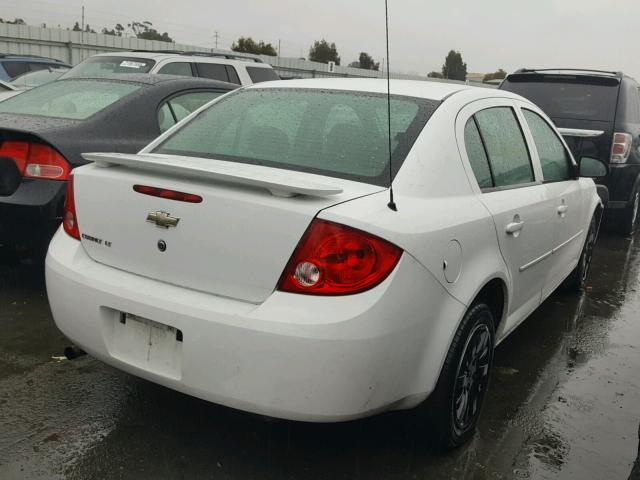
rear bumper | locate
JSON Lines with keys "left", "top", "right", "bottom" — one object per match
{"left": 0, "top": 178, "right": 66, "bottom": 247}
{"left": 45, "top": 230, "right": 465, "bottom": 422}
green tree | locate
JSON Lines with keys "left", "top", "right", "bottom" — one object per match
{"left": 309, "top": 39, "right": 340, "bottom": 65}
{"left": 483, "top": 68, "right": 507, "bottom": 82}
{"left": 0, "top": 18, "right": 26, "bottom": 25}
{"left": 128, "top": 21, "right": 173, "bottom": 42}
{"left": 427, "top": 71, "right": 443, "bottom": 79}
{"left": 72, "top": 21, "right": 82, "bottom": 31}
{"left": 441, "top": 50, "right": 467, "bottom": 81}
{"left": 102, "top": 23, "right": 125, "bottom": 36}
{"left": 358, "top": 52, "right": 379, "bottom": 71}
{"left": 84, "top": 24, "right": 96, "bottom": 33}
{"left": 231, "top": 37, "right": 277, "bottom": 56}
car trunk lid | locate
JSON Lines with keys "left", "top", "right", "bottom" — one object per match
{"left": 73, "top": 153, "right": 385, "bottom": 303}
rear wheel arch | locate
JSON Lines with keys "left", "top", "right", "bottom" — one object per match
{"left": 472, "top": 278, "right": 507, "bottom": 332}
{"left": 431, "top": 276, "right": 507, "bottom": 388}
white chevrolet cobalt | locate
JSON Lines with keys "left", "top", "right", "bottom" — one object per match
{"left": 46, "top": 79, "right": 607, "bottom": 449}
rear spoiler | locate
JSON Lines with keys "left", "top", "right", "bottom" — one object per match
{"left": 82, "top": 152, "right": 344, "bottom": 198}
{"left": 557, "top": 128, "right": 605, "bottom": 139}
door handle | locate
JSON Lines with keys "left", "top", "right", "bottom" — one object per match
{"left": 506, "top": 220, "right": 525, "bottom": 234}
{"left": 557, "top": 205, "right": 569, "bottom": 215}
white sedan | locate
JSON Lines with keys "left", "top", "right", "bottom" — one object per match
{"left": 45, "top": 79, "right": 606, "bottom": 449}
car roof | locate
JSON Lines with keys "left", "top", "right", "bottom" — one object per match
{"left": 0, "top": 53, "right": 68, "bottom": 64}
{"left": 247, "top": 78, "right": 518, "bottom": 101}
{"left": 91, "top": 51, "right": 273, "bottom": 68}
{"left": 56, "top": 73, "right": 237, "bottom": 89}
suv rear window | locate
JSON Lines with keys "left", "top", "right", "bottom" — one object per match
{"left": 0, "top": 79, "right": 141, "bottom": 119}
{"left": 154, "top": 88, "right": 439, "bottom": 186}
{"left": 501, "top": 74, "right": 620, "bottom": 122}
{"left": 63, "top": 56, "right": 155, "bottom": 78}
{"left": 247, "top": 67, "right": 280, "bottom": 83}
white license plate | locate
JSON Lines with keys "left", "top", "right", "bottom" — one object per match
{"left": 110, "top": 313, "right": 183, "bottom": 380}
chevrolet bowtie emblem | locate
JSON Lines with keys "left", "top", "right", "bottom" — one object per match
{"left": 146, "top": 211, "right": 180, "bottom": 229}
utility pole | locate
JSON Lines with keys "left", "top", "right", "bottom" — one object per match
{"left": 278, "top": 39, "right": 281, "bottom": 57}
{"left": 213, "top": 31, "right": 219, "bottom": 50}
{"left": 81, "top": 5, "right": 85, "bottom": 47}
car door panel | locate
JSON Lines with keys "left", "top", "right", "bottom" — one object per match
{"left": 456, "top": 99, "right": 553, "bottom": 335}
{"left": 542, "top": 180, "right": 585, "bottom": 296}
{"left": 518, "top": 106, "right": 585, "bottom": 297}
{"left": 479, "top": 185, "right": 553, "bottom": 331}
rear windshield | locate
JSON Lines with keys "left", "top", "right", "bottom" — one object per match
{"left": 501, "top": 75, "right": 620, "bottom": 122}
{"left": 246, "top": 67, "right": 280, "bottom": 83}
{"left": 0, "top": 79, "right": 141, "bottom": 120}
{"left": 153, "top": 88, "right": 439, "bottom": 186}
{"left": 63, "top": 56, "right": 155, "bottom": 78}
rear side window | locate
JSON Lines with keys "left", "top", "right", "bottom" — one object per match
{"left": 153, "top": 88, "right": 438, "bottom": 186}
{"left": 0, "top": 79, "right": 141, "bottom": 119}
{"left": 1, "top": 62, "right": 29, "bottom": 79}
{"left": 196, "top": 63, "right": 229, "bottom": 82}
{"left": 474, "top": 107, "right": 534, "bottom": 188}
{"left": 464, "top": 119, "right": 493, "bottom": 188}
{"left": 226, "top": 66, "right": 240, "bottom": 85}
{"left": 246, "top": 67, "right": 280, "bottom": 83}
{"left": 157, "top": 62, "right": 193, "bottom": 77}
{"left": 522, "top": 109, "right": 573, "bottom": 182}
{"left": 158, "top": 91, "right": 224, "bottom": 133}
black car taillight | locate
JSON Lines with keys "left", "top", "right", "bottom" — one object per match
{"left": 0, "top": 140, "right": 70, "bottom": 180}
{"left": 610, "top": 132, "right": 633, "bottom": 164}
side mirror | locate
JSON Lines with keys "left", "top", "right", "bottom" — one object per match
{"left": 579, "top": 156, "right": 608, "bottom": 178}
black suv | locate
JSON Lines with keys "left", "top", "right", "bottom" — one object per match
{"left": 500, "top": 69, "right": 640, "bottom": 234}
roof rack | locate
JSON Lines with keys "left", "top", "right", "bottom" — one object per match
{"left": 515, "top": 68, "right": 623, "bottom": 78}
{"left": 129, "top": 50, "right": 263, "bottom": 63}
{"left": 0, "top": 53, "right": 66, "bottom": 62}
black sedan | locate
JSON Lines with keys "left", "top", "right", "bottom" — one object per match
{"left": 0, "top": 74, "right": 236, "bottom": 255}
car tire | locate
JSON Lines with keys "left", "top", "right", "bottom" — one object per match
{"left": 562, "top": 214, "right": 598, "bottom": 292}
{"left": 619, "top": 190, "right": 639, "bottom": 236}
{"left": 424, "top": 302, "right": 495, "bottom": 450}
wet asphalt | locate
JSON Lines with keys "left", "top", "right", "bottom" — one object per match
{"left": 1, "top": 232, "right": 640, "bottom": 480}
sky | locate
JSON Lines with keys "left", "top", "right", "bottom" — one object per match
{"left": 3, "top": 0, "right": 640, "bottom": 79}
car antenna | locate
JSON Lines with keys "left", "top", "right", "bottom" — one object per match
{"left": 385, "top": 0, "right": 397, "bottom": 212}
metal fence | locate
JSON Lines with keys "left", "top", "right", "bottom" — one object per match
{"left": 0, "top": 23, "right": 477, "bottom": 86}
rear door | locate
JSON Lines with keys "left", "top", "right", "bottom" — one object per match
{"left": 458, "top": 99, "right": 553, "bottom": 332}
{"left": 519, "top": 105, "right": 585, "bottom": 296}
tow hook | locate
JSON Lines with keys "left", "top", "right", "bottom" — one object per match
{"left": 64, "top": 346, "right": 86, "bottom": 360}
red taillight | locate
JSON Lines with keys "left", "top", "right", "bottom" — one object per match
{"left": 133, "top": 185, "right": 203, "bottom": 203}
{"left": 278, "top": 219, "right": 403, "bottom": 296}
{"left": 0, "top": 140, "right": 29, "bottom": 173}
{"left": 63, "top": 175, "right": 80, "bottom": 240}
{"left": 611, "top": 132, "right": 633, "bottom": 164}
{"left": 0, "top": 140, "right": 70, "bottom": 180}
